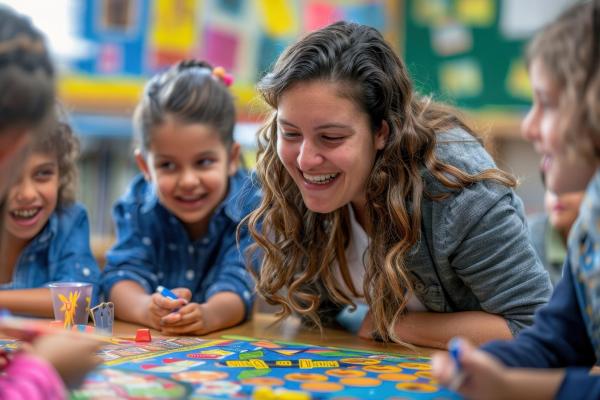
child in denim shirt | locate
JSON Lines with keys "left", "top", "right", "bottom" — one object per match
{"left": 102, "top": 60, "right": 260, "bottom": 335}
{"left": 0, "top": 117, "right": 101, "bottom": 317}
{"left": 0, "top": 6, "right": 101, "bottom": 398}
{"left": 433, "top": 1, "right": 600, "bottom": 398}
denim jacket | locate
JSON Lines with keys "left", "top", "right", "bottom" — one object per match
{"left": 319, "top": 129, "right": 552, "bottom": 335}
{"left": 0, "top": 203, "right": 101, "bottom": 304}
{"left": 101, "top": 170, "right": 261, "bottom": 318}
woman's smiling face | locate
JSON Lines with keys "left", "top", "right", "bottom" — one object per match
{"left": 276, "top": 80, "right": 387, "bottom": 215}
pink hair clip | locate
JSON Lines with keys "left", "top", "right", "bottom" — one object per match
{"left": 212, "top": 66, "right": 234, "bottom": 87}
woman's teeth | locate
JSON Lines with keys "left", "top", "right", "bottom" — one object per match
{"left": 303, "top": 173, "right": 339, "bottom": 184}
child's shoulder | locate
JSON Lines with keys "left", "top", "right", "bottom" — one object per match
{"left": 114, "top": 174, "right": 156, "bottom": 212}
{"left": 54, "top": 202, "right": 90, "bottom": 225}
{"left": 41, "top": 202, "right": 92, "bottom": 247}
{"left": 224, "top": 169, "right": 262, "bottom": 220}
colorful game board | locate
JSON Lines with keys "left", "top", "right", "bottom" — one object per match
{"left": 66, "top": 335, "right": 461, "bottom": 400}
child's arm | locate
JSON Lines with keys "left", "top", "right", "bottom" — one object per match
{"left": 109, "top": 280, "right": 186, "bottom": 329}
{"left": 0, "top": 288, "right": 54, "bottom": 317}
{"left": 160, "top": 291, "right": 245, "bottom": 335}
{"left": 481, "top": 264, "right": 595, "bottom": 368}
{"left": 432, "top": 339, "right": 567, "bottom": 400}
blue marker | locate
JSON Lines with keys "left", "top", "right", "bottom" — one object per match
{"left": 448, "top": 337, "right": 465, "bottom": 391}
{"left": 449, "top": 337, "right": 462, "bottom": 369}
{"left": 156, "top": 285, "right": 178, "bottom": 300}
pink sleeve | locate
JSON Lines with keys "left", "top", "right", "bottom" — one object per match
{"left": 0, "top": 353, "right": 66, "bottom": 400}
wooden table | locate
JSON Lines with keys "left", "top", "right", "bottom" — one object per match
{"left": 114, "top": 313, "right": 437, "bottom": 357}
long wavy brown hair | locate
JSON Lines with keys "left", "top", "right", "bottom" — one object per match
{"left": 526, "top": 0, "right": 600, "bottom": 162}
{"left": 243, "top": 21, "right": 516, "bottom": 342}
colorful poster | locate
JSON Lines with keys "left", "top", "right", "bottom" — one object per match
{"left": 344, "top": 3, "right": 386, "bottom": 30}
{"left": 200, "top": 26, "right": 239, "bottom": 72}
{"left": 304, "top": 2, "right": 343, "bottom": 32}
{"left": 258, "top": 0, "right": 297, "bottom": 37}
{"left": 216, "top": 0, "right": 244, "bottom": 16}
{"left": 150, "top": 0, "right": 197, "bottom": 52}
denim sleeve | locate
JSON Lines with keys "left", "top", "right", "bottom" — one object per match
{"left": 49, "top": 205, "right": 101, "bottom": 305}
{"left": 446, "top": 189, "right": 552, "bottom": 335}
{"left": 556, "top": 369, "right": 600, "bottom": 400}
{"left": 482, "top": 265, "right": 596, "bottom": 368}
{"left": 101, "top": 201, "right": 158, "bottom": 298}
{"left": 204, "top": 222, "right": 255, "bottom": 320}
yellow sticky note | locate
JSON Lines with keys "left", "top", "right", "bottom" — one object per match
{"left": 439, "top": 59, "right": 482, "bottom": 98}
{"left": 258, "top": 0, "right": 297, "bottom": 37}
{"left": 506, "top": 58, "right": 532, "bottom": 99}
{"left": 455, "top": 0, "right": 495, "bottom": 26}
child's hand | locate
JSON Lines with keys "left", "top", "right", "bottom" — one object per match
{"left": 431, "top": 338, "right": 508, "bottom": 399}
{"left": 159, "top": 302, "right": 212, "bottom": 335}
{"left": 30, "top": 332, "right": 103, "bottom": 388}
{"left": 146, "top": 292, "right": 188, "bottom": 329}
{"left": 171, "top": 287, "right": 192, "bottom": 302}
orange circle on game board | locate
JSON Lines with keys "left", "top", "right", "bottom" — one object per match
{"left": 285, "top": 373, "right": 328, "bottom": 382}
{"left": 415, "top": 371, "right": 434, "bottom": 379}
{"left": 339, "top": 377, "right": 382, "bottom": 387}
{"left": 326, "top": 369, "right": 366, "bottom": 378}
{"left": 395, "top": 382, "right": 438, "bottom": 393}
{"left": 378, "top": 373, "right": 418, "bottom": 382}
{"left": 240, "top": 377, "right": 285, "bottom": 386}
{"left": 172, "top": 371, "right": 228, "bottom": 383}
{"left": 340, "top": 358, "right": 380, "bottom": 366}
{"left": 362, "top": 365, "right": 401, "bottom": 373}
{"left": 397, "top": 362, "right": 431, "bottom": 370}
{"left": 301, "top": 382, "right": 345, "bottom": 392}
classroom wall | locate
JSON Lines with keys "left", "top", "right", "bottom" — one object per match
{"left": 2, "top": 0, "right": 577, "bottom": 247}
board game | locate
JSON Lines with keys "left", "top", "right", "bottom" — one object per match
{"left": 64, "top": 335, "right": 461, "bottom": 400}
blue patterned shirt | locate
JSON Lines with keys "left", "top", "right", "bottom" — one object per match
{"left": 0, "top": 203, "right": 101, "bottom": 304}
{"left": 483, "top": 169, "right": 600, "bottom": 399}
{"left": 101, "top": 170, "right": 261, "bottom": 318}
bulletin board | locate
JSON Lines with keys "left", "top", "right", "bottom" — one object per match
{"left": 403, "top": 0, "right": 576, "bottom": 111}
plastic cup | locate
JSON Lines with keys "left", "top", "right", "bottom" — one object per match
{"left": 48, "top": 282, "right": 93, "bottom": 328}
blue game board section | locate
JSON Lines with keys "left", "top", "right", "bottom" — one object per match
{"left": 70, "top": 335, "right": 462, "bottom": 400}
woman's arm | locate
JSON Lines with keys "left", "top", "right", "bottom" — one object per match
{"left": 0, "top": 288, "right": 53, "bottom": 317}
{"left": 359, "top": 310, "right": 512, "bottom": 349}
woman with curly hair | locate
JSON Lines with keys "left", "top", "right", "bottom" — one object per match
{"left": 244, "top": 21, "right": 552, "bottom": 349}
{"left": 0, "top": 112, "right": 101, "bottom": 317}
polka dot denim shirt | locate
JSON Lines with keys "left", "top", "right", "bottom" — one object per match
{"left": 100, "top": 170, "right": 261, "bottom": 318}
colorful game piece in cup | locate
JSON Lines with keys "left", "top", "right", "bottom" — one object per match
{"left": 48, "top": 282, "right": 93, "bottom": 328}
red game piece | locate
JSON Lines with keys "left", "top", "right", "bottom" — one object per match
{"left": 135, "top": 328, "right": 152, "bottom": 342}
